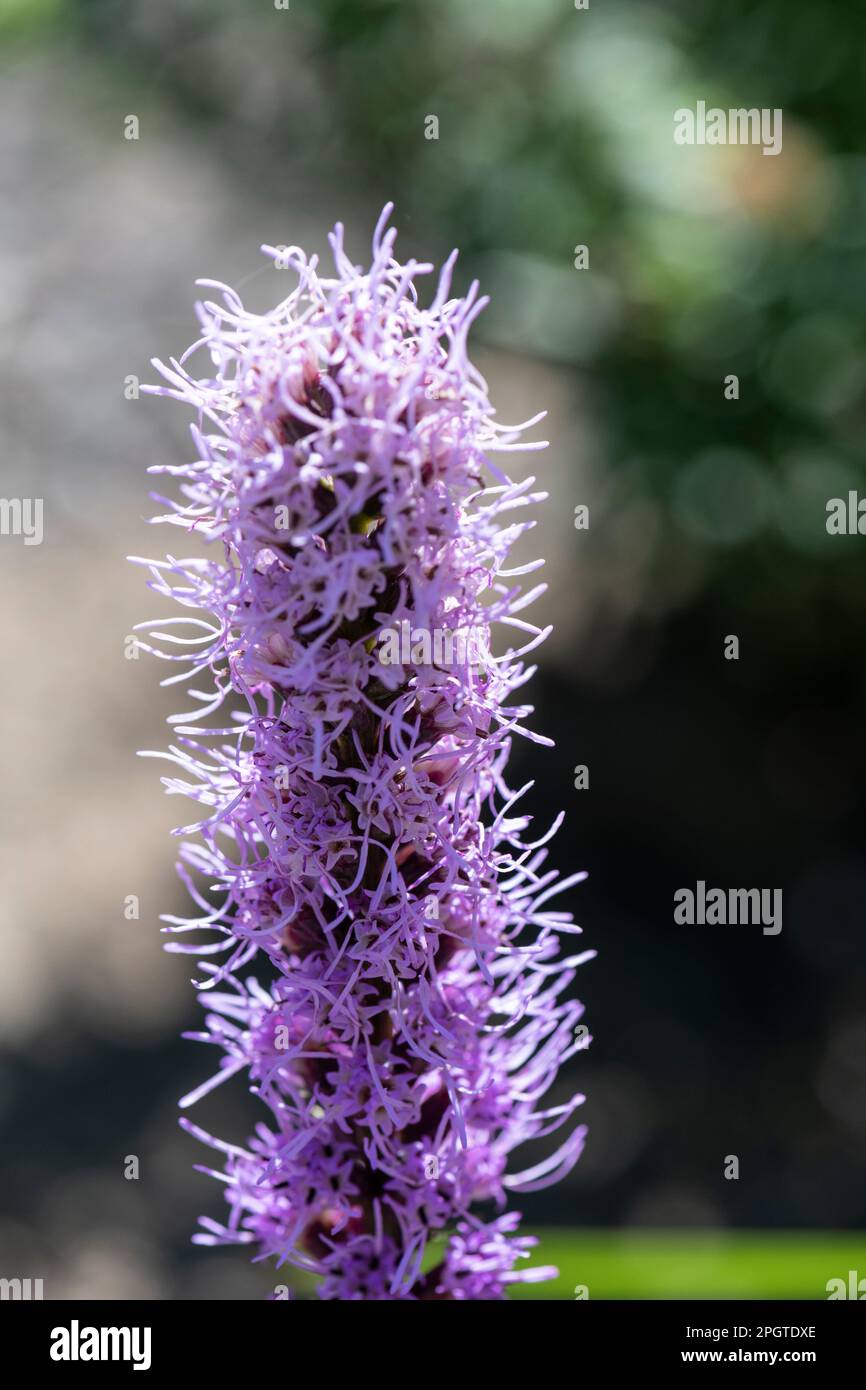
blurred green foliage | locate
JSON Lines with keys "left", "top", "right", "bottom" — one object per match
{"left": 0, "top": 0, "right": 62, "bottom": 36}
{"left": 516, "top": 1229, "right": 866, "bottom": 1299}
{"left": 28, "top": 0, "right": 866, "bottom": 677}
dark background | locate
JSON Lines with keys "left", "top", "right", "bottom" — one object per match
{"left": 0, "top": 0, "right": 864, "bottom": 1297}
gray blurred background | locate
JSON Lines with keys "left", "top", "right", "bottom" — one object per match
{"left": 1, "top": 0, "right": 865, "bottom": 1298}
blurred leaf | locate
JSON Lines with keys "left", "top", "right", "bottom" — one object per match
{"left": 513, "top": 1229, "right": 866, "bottom": 1300}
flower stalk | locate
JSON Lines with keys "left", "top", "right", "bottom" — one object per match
{"left": 134, "top": 207, "right": 592, "bottom": 1299}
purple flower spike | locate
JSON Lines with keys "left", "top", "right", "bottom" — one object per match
{"left": 134, "top": 207, "right": 593, "bottom": 1300}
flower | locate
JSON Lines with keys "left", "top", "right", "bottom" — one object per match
{"left": 133, "top": 205, "right": 592, "bottom": 1299}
